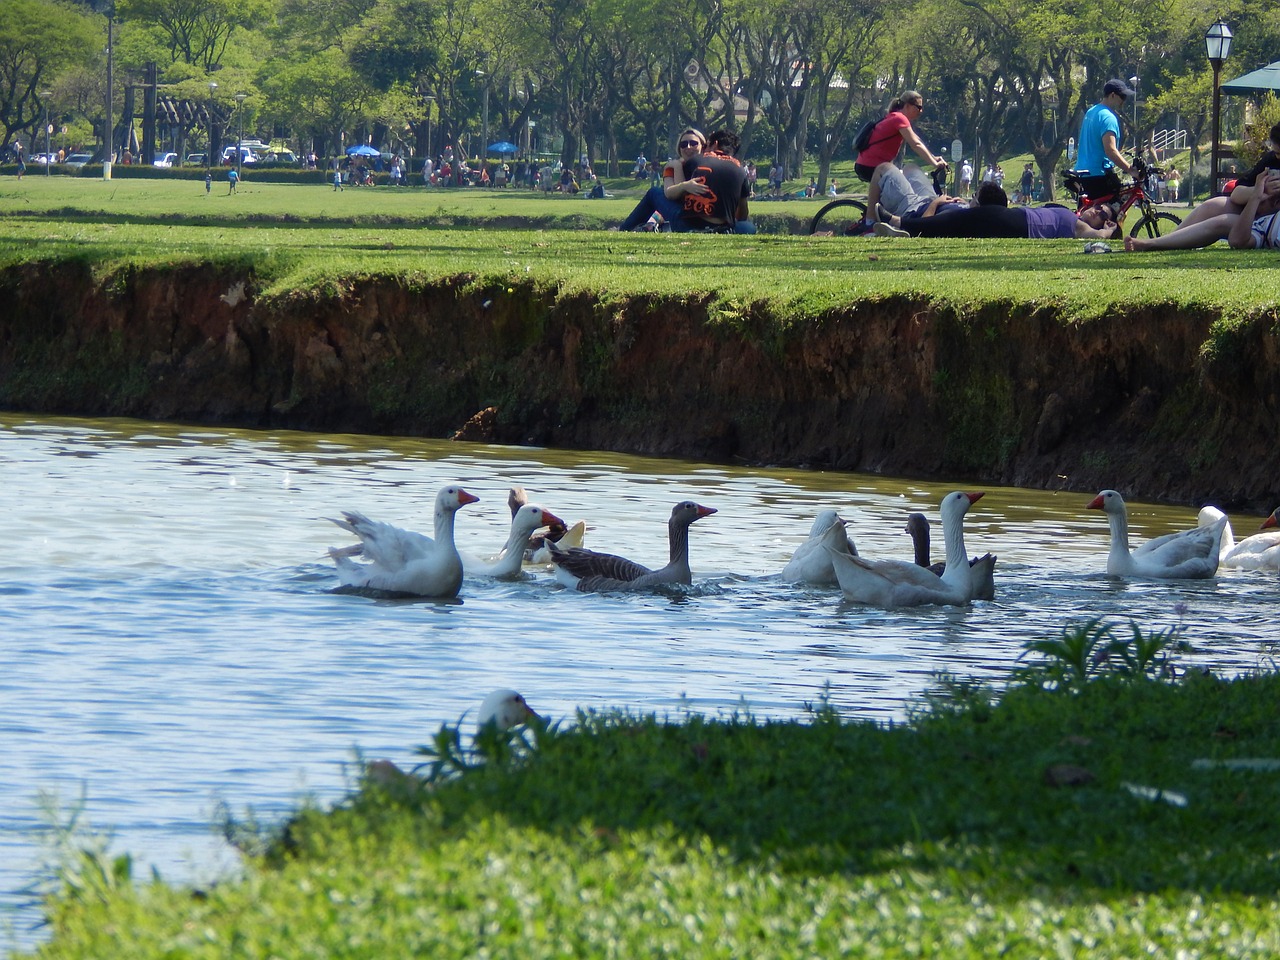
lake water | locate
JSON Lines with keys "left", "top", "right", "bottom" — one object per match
{"left": 3, "top": 412, "right": 1277, "bottom": 949}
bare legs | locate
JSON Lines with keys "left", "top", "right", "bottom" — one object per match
{"left": 1125, "top": 213, "right": 1240, "bottom": 251}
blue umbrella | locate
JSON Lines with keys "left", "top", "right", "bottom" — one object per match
{"left": 346, "top": 144, "right": 380, "bottom": 157}
{"left": 488, "top": 141, "right": 519, "bottom": 155}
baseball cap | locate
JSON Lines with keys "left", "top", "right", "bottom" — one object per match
{"left": 1103, "top": 78, "right": 1135, "bottom": 98}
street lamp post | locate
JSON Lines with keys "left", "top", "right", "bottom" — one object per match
{"left": 424, "top": 95, "right": 435, "bottom": 161}
{"left": 235, "top": 92, "right": 246, "bottom": 176}
{"left": 207, "top": 82, "right": 217, "bottom": 171}
{"left": 1206, "top": 20, "right": 1234, "bottom": 195}
{"left": 41, "top": 92, "right": 52, "bottom": 175}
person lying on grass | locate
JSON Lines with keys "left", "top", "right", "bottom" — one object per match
{"left": 873, "top": 186, "right": 1119, "bottom": 240}
{"left": 1124, "top": 170, "right": 1280, "bottom": 252}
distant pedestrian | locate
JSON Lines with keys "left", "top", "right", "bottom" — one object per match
{"left": 227, "top": 167, "right": 239, "bottom": 193}
{"left": 15, "top": 142, "right": 25, "bottom": 180}
{"left": 1020, "top": 162, "right": 1034, "bottom": 204}
{"left": 204, "top": 171, "right": 212, "bottom": 194}
{"left": 333, "top": 165, "right": 343, "bottom": 191}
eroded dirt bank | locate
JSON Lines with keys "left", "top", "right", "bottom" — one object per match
{"left": 2, "top": 260, "right": 1277, "bottom": 507}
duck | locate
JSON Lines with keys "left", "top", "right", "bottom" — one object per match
{"left": 1201, "top": 504, "right": 1280, "bottom": 571}
{"left": 463, "top": 501, "right": 565, "bottom": 579}
{"left": 827, "top": 491, "right": 984, "bottom": 608}
{"left": 1088, "top": 490, "right": 1223, "bottom": 579}
{"left": 1197, "top": 505, "right": 1236, "bottom": 561}
{"left": 508, "top": 486, "right": 587, "bottom": 563}
{"left": 477, "top": 688, "right": 542, "bottom": 733}
{"left": 549, "top": 500, "right": 717, "bottom": 592}
{"left": 327, "top": 484, "right": 479, "bottom": 597}
{"left": 781, "top": 510, "right": 858, "bottom": 584}
{"left": 905, "top": 511, "right": 997, "bottom": 601}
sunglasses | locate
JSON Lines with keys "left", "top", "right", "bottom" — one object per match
{"left": 679, "top": 139, "right": 702, "bottom": 149}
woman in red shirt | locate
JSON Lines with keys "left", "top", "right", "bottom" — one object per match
{"left": 855, "top": 90, "right": 948, "bottom": 225}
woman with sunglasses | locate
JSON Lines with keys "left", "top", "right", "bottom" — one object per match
{"left": 617, "top": 128, "right": 712, "bottom": 231}
{"left": 855, "top": 91, "right": 948, "bottom": 227}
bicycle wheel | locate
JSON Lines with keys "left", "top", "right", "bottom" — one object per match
{"left": 1128, "top": 211, "right": 1182, "bottom": 239}
{"left": 809, "top": 197, "right": 869, "bottom": 235}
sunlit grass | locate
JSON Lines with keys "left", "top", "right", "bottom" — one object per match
{"left": 1, "top": 178, "right": 1277, "bottom": 322}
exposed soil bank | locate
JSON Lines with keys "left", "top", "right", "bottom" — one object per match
{"left": 2, "top": 260, "right": 1277, "bottom": 507}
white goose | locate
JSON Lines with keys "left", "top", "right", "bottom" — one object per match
{"left": 1202, "top": 505, "right": 1280, "bottom": 571}
{"left": 507, "top": 487, "right": 587, "bottom": 563}
{"left": 905, "top": 511, "right": 997, "bottom": 601}
{"left": 549, "top": 500, "right": 716, "bottom": 592}
{"left": 463, "top": 502, "right": 565, "bottom": 579}
{"left": 1088, "top": 490, "right": 1223, "bottom": 579}
{"left": 827, "top": 491, "right": 984, "bottom": 608}
{"left": 327, "top": 484, "right": 479, "bottom": 597}
{"left": 477, "top": 688, "right": 542, "bottom": 733}
{"left": 781, "top": 510, "right": 858, "bottom": 584}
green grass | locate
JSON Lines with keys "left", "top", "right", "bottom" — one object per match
{"left": 2, "top": 178, "right": 1277, "bottom": 324}
{"left": 28, "top": 625, "right": 1280, "bottom": 959}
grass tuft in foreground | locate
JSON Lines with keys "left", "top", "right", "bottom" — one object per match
{"left": 28, "top": 621, "right": 1280, "bottom": 958}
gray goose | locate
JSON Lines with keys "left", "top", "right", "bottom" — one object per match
{"left": 549, "top": 500, "right": 716, "bottom": 592}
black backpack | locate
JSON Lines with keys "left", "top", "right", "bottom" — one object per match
{"left": 853, "top": 116, "right": 898, "bottom": 155}
{"left": 853, "top": 119, "right": 879, "bottom": 153}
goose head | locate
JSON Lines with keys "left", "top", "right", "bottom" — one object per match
{"left": 477, "top": 689, "right": 541, "bottom": 732}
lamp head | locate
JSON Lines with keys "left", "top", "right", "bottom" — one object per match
{"left": 1205, "top": 20, "right": 1233, "bottom": 63}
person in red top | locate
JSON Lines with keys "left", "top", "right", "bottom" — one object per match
{"left": 855, "top": 90, "right": 948, "bottom": 226}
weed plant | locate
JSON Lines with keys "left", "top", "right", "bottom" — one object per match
{"left": 27, "top": 622, "right": 1280, "bottom": 959}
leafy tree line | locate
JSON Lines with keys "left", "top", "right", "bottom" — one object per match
{"left": 3, "top": 0, "right": 1277, "bottom": 194}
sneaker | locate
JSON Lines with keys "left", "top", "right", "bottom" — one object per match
{"left": 873, "top": 222, "right": 910, "bottom": 238}
{"left": 875, "top": 202, "right": 894, "bottom": 223}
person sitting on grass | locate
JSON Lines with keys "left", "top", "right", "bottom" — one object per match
{"left": 873, "top": 186, "right": 1119, "bottom": 240}
{"left": 1125, "top": 169, "right": 1280, "bottom": 251}
{"left": 616, "top": 128, "right": 754, "bottom": 233}
{"left": 1149, "top": 122, "right": 1280, "bottom": 233}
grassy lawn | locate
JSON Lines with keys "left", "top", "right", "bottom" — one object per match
{"left": 28, "top": 628, "right": 1280, "bottom": 959}
{"left": 1, "top": 177, "right": 1276, "bottom": 322}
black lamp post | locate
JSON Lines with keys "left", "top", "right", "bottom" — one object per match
{"left": 1206, "top": 20, "right": 1233, "bottom": 194}
{"left": 41, "top": 91, "right": 52, "bottom": 175}
{"left": 235, "top": 92, "right": 246, "bottom": 176}
{"left": 207, "top": 81, "right": 217, "bottom": 170}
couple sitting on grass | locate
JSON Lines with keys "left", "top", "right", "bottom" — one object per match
{"left": 616, "top": 127, "right": 754, "bottom": 234}
{"left": 872, "top": 182, "right": 1120, "bottom": 240}
{"left": 1125, "top": 128, "right": 1280, "bottom": 252}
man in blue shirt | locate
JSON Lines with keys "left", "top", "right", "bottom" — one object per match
{"left": 1074, "top": 79, "right": 1136, "bottom": 200}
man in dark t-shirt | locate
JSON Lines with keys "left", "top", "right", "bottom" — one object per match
{"left": 680, "top": 153, "right": 752, "bottom": 232}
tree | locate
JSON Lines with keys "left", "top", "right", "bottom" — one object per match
{"left": 116, "top": 0, "right": 268, "bottom": 72}
{"left": 0, "top": 0, "right": 100, "bottom": 150}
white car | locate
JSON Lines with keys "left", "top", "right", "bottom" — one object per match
{"left": 153, "top": 152, "right": 179, "bottom": 167}
{"left": 64, "top": 153, "right": 93, "bottom": 169}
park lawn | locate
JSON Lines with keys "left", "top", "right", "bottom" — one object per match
{"left": 28, "top": 657, "right": 1280, "bottom": 959}
{"left": 0, "top": 177, "right": 1276, "bottom": 324}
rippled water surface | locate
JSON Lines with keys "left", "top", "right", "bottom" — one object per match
{"left": 3, "top": 413, "right": 1277, "bottom": 947}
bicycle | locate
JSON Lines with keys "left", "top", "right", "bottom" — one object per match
{"left": 808, "top": 196, "right": 869, "bottom": 235}
{"left": 1063, "top": 150, "right": 1181, "bottom": 239}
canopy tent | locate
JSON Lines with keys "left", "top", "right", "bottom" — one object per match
{"left": 1221, "top": 60, "right": 1280, "bottom": 95}
{"left": 346, "top": 144, "right": 380, "bottom": 157}
{"left": 487, "top": 141, "right": 519, "bottom": 155}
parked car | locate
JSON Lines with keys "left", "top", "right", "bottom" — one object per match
{"left": 31, "top": 152, "right": 59, "bottom": 165}
{"left": 220, "top": 146, "right": 260, "bottom": 165}
{"left": 259, "top": 149, "right": 298, "bottom": 165}
{"left": 64, "top": 153, "right": 93, "bottom": 170}
{"left": 153, "top": 152, "right": 178, "bottom": 167}
{"left": 183, "top": 153, "right": 206, "bottom": 166}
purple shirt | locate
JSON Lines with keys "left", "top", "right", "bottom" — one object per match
{"left": 1024, "top": 205, "right": 1078, "bottom": 239}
